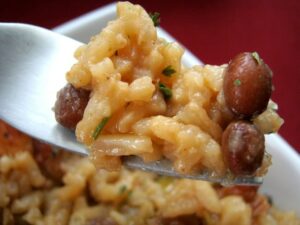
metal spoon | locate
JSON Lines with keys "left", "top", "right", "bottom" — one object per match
{"left": 0, "top": 23, "right": 262, "bottom": 185}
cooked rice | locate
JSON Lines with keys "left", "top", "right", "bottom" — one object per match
{"left": 0, "top": 120, "right": 299, "bottom": 225}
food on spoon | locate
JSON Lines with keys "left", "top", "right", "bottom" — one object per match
{"left": 1, "top": 120, "right": 299, "bottom": 225}
{"left": 54, "top": 2, "right": 283, "bottom": 177}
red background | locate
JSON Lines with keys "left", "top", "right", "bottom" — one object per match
{"left": 1, "top": 0, "right": 299, "bottom": 152}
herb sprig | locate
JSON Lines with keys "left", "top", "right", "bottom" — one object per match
{"left": 162, "top": 65, "right": 176, "bottom": 77}
{"left": 159, "top": 82, "right": 172, "bottom": 100}
{"left": 234, "top": 79, "right": 241, "bottom": 86}
{"left": 252, "top": 52, "right": 261, "bottom": 65}
{"left": 92, "top": 117, "right": 110, "bottom": 140}
{"left": 119, "top": 185, "right": 127, "bottom": 194}
{"left": 149, "top": 12, "right": 160, "bottom": 27}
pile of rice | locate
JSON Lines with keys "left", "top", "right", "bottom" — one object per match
{"left": 0, "top": 121, "right": 299, "bottom": 225}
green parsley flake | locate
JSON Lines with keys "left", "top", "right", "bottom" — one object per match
{"left": 159, "top": 82, "right": 172, "bottom": 100}
{"left": 119, "top": 185, "right": 127, "bottom": 194}
{"left": 162, "top": 65, "right": 176, "bottom": 77}
{"left": 149, "top": 12, "right": 160, "bottom": 27}
{"left": 252, "top": 52, "right": 261, "bottom": 65}
{"left": 92, "top": 117, "right": 110, "bottom": 140}
{"left": 234, "top": 79, "right": 241, "bottom": 86}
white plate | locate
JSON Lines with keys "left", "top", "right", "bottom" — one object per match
{"left": 53, "top": 3, "right": 300, "bottom": 215}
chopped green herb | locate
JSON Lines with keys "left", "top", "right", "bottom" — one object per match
{"left": 92, "top": 117, "right": 110, "bottom": 140}
{"left": 269, "top": 100, "right": 278, "bottom": 111}
{"left": 162, "top": 65, "right": 176, "bottom": 77}
{"left": 252, "top": 52, "right": 261, "bottom": 65}
{"left": 159, "top": 82, "right": 172, "bottom": 100}
{"left": 149, "top": 12, "right": 160, "bottom": 27}
{"left": 234, "top": 79, "right": 241, "bottom": 86}
{"left": 119, "top": 185, "right": 127, "bottom": 194}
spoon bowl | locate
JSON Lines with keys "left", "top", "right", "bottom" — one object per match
{"left": 0, "top": 23, "right": 86, "bottom": 154}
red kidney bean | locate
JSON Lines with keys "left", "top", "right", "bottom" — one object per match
{"left": 33, "top": 140, "right": 63, "bottom": 182}
{"left": 54, "top": 84, "right": 90, "bottom": 130}
{"left": 222, "top": 120, "right": 265, "bottom": 176}
{"left": 223, "top": 52, "right": 272, "bottom": 118}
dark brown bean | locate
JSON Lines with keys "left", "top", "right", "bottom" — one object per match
{"left": 223, "top": 52, "right": 272, "bottom": 118}
{"left": 54, "top": 84, "right": 90, "bottom": 130}
{"left": 33, "top": 140, "right": 63, "bottom": 183}
{"left": 222, "top": 121, "right": 265, "bottom": 175}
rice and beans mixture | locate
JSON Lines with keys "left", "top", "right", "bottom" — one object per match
{"left": 55, "top": 2, "right": 283, "bottom": 177}
{"left": 1, "top": 2, "right": 297, "bottom": 225}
